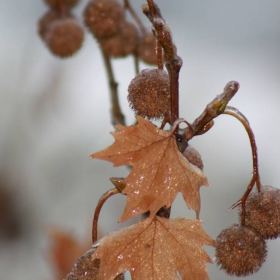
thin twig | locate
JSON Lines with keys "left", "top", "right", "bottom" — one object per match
{"left": 57, "top": 0, "right": 67, "bottom": 18}
{"left": 101, "top": 49, "right": 126, "bottom": 126}
{"left": 124, "top": 0, "right": 146, "bottom": 36}
{"left": 156, "top": 40, "right": 163, "bottom": 70}
{"left": 133, "top": 53, "right": 140, "bottom": 75}
{"left": 182, "top": 81, "right": 239, "bottom": 140}
{"left": 143, "top": 1, "right": 182, "bottom": 125}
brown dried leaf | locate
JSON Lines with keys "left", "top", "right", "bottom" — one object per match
{"left": 93, "top": 216, "right": 215, "bottom": 280}
{"left": 90, "top": 116, "right": 208, "bottom": 221}
{"left": 49, "top": 230, "right": 91, "bottom": 280}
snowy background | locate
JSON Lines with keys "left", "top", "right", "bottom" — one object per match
{"left": 1, "top": 0, "right": 280, "bottom": 279}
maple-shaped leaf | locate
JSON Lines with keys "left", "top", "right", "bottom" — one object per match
{"left": 92, "top": 216, "right": 215, "bottom": 280}
{"left": 90, "top": 116, "right": 209, "bottom": 221}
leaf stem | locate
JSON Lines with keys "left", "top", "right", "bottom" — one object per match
{"left": 224, "top": 106, "right": 262, "bottom": 225}
{"left": 92, "top": 188, "right": 120, "bottom": 243}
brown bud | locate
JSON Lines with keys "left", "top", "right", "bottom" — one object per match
{"left": 183, "top": 145, "right": 204, "bottom": 170}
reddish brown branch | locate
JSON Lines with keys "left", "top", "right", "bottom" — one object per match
{"left": 101, "top": 49, "right": 126, "bottom": 126}
{"left": 124, "top": 0, "right": 146, "bottom": 36}
{"left": 224, "top": 106, "right": 262, "bottom": 225}
{"left": 142, "top": 1, "right": 182, "bottom": 125}
{"left": 156, "top": 40, "right": 163, "bottom": 70}
{"left": 92, "top": 188, "right": 120, "bottom": 243}
{"left": 182, "top": 81, "right": 239, "bottom": 140}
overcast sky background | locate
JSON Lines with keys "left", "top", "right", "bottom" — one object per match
{"left": 1, "top": 0, "right": 280, "bottom": 279}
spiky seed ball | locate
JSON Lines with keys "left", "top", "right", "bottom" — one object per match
{"left": 138, "top": 33, "right": 157, "bottom": 65}
{"left": 83, "top": 0, "right": 125, "bottom": 40}
{"left": 183, "top": 145, "right": 204, "bottom": 170}
{"left": 44, "top": 0, "right": 80, "bottom": 9}
{"left": 128, "top": 69, "right": 170, "bottom": 119}
{"left": 45, "top": 18, "right": 84, "bottom": 58}
{"left": 100, "top": 21, "right": 139, "bottom": 58}
{"left": 65, "top": 248, "right": 124, "bottom": 280}
{"left": 215, "top": 224, "right": 267, "bottom": 277}
{"left": 241, "top": 185, "right": 280, "bottom": 239}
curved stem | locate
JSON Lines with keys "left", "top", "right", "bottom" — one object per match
{"left": 92, "top": 188, "right": 120, "bottom": 243}
{"left": 101, "top": 49, "right": 125, "bottom": 126}
{"left": 124, "top": 0, "right": 146, "bottom": 36}
{"left": 224, "top": 106, "right": 262, "bottom": 225}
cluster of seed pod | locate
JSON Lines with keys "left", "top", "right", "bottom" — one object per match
{"left": 38, "top": 0, "right": 84, "bottom": 58}
{"left": 215, "top": 185, "right": 280, "bottom": 277}
{"left": 83, "top": 0, "right": 157, "bottom": 62}
{"left": 39, "top": 0, "right": 158, "bottom": 63}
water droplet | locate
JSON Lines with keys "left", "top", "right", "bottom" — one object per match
{"left": 92, "top": 240, "right": 100, "bottom": 248}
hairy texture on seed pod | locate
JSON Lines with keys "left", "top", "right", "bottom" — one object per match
{"left": 44, "top": 0, "right": 80, "bottom": 9}
{"left": 128, "top": 69, "right": 170, "bottom": 119}
{"left": 45, "top": 18, "right": 84, "bottom": 58}
{"left": 83, "top": 0, "right": 125, "bottom": 40}
{"left": 138, "top": 33, "right": 157, "bottom": 65}
{"left": 100, "top": 21, "right": 139, "bottom": 58}
{"left": 65, "top": 248, "right": 124, "bottom": 280}
{"left": 215, "top": 224, "right": 267, "bottom": 277}
{"left": 240, "top": 185, "right": 280, "bottom": 239}
{"left": 183, "top": 145, "right": 204, "bottom": 170}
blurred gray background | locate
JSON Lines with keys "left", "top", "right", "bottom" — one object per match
{"left": 1, "top": 0, "right": 280, "bottom": 279}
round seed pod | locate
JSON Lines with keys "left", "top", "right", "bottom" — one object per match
{"left": 45, "top": 18, "right": 84, "bottom": 58}
{"left": 240, "top": 185, "right": 280, "bottom": 239}
{"left": 138, "top": 33, "right": 157, "bottom": 65}
{"left": 128, "top": 69, "right": 170, "bottom": 119}
{"left": 183, "top": 145, "right": 204, "bottom": 170}
{"left": 38, "top": 10, "right": 61, "bottom": 39}
{"left": 65, "top": 248, "right": 124, "bottom": 280}
{"left": 100, "top": 21, "right": 139, "bottom": 58}
{"left": 44, "top": 0, "right": 80, "bottom": 9}
{"left": 83, "top": 0, "right": 125, "bottom": 40}
{"left": 215, "top": 224, "right": 267, "bottom": 277}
